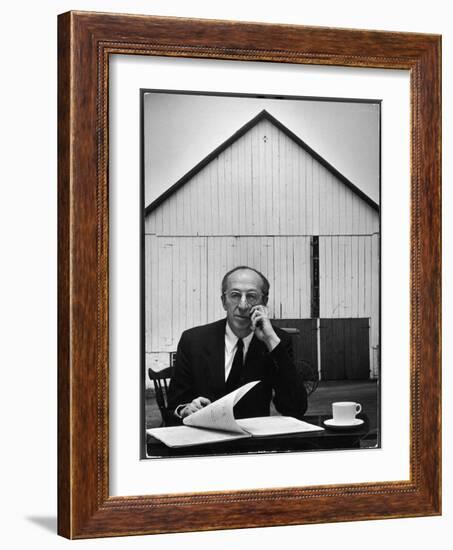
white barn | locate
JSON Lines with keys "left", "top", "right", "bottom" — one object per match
{"left": 144, "top": 110, "right": 379, "bottom": 383}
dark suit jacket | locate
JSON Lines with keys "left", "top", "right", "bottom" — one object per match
{"left": 167, "top": 318, "right": 307, "bottom": 423}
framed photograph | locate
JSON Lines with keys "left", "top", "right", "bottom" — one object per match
{"left": 142, "top": 90, "right": 381, "bottom": 458}
{"left": 58, "top": 11, "right": 441, "bottom": 538}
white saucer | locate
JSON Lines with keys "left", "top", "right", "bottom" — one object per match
{"left": 323, "top": 418, "right": 364, "bottom": 429}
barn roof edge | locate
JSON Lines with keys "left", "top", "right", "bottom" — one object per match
{"left": 145, "top": 109, "right": 379, "bottom": 215}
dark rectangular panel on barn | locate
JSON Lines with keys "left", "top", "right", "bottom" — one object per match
{"left": 320, "top": 318, "right": 370, "bottom": 380}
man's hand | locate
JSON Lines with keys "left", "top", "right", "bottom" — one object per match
{"left": 179, "top": 396, "right": 211, "bottom": 418}
{"left": 250, "top": 305, "right": 281, "bottom": 351}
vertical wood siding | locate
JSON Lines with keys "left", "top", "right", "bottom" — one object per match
{"left": 145, "top": 235, "right": 311, "bottom": 354}
{"left": 145, "top": 119, "right": 379, "bottom": 237}
{"left": 145, "top": 116, "right": 379, "bottom": 380}
{"left": 319, "top": 235, "right": 380, "bottom": 377}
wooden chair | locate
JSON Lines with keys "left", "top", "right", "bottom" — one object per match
{"left": 148, "top": 366, "right": 175, "bottom": 426}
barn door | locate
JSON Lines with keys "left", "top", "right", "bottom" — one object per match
{"left": 319, "top": 318, "right": 370, "bottom": 380}
{"left": 271, "top": 318, "right": 318, "bottom": 373}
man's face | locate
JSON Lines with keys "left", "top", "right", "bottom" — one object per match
{"left": 222, "top": 269, "right": 266, "bottom": 335}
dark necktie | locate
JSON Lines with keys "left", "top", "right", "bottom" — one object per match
{"left": 226, "top": 338, "right": 244, "bottom": 393}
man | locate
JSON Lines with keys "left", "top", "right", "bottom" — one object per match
{"left": 167, "top": 266, "right": 307, "bottom": 422}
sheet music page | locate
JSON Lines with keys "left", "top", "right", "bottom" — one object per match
{"left": 146, "top": 425, "right": 250, "bottom": 448}
{"left": 236, "top": 416, "right": 325, "bottom": 437}
{"left": 183, "top": 380, "right": 260, "bottom": 433}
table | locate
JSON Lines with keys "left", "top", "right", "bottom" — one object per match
{"left": 146, "top": 414, "right": 372, "bottom": 458}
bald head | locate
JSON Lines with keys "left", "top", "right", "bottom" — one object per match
{"left": 221, "top": 266, "right": 270, "bottom": 301}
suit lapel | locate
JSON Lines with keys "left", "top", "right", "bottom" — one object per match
{"left": 205, "top": 318, "right": 227, "bottom": 397}
{"left": 246, "top": 335, "right": 266, "bottom": 363}
{"left": 243, "top": 336, "right": 268, "bottom": 381}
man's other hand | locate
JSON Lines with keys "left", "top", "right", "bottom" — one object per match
{"left": 179, "top": 396, "right": 211, "bottom": 418}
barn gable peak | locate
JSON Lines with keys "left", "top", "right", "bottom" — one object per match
{"left": 145, "top": 109, "right": 378, "bottom": 215}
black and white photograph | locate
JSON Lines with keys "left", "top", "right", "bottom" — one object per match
{"left": 3, "top": 0, "right": 446, "bottom": 545}
{"left": 142, "top": 90, "right": 381, "bottom": 458}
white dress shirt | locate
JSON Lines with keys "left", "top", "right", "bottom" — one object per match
{"left": 224, "top": 322, "right": 254, "bottom": 381}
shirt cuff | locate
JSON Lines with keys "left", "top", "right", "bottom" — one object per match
{"left": 174, "top": 403, "right": 188, "bottom": 419}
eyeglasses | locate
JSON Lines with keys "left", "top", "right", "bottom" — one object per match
{"left": 223, "top": 291, "right": 262, "bottom": 306}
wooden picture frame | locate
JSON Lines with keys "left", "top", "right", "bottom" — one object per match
{"left": 58, "top": 11, "right": 441, "bottom": 538}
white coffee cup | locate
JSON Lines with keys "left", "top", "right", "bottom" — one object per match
{"left": 332, "top": 401, "right": 362, "bottom": 424}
